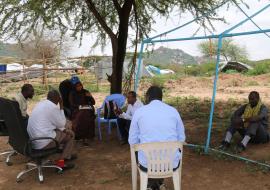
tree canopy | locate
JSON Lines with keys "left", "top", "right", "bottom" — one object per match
{"left": 198, "top": 38, "right": 248, "bottom": 61}
{"left": 0, "top": 0, "right": 234, "bottom": 42}
{"left": 0, "top": 0, "right": 244, "bottom": 93}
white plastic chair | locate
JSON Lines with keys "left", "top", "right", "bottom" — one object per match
{"left": 130, "top": 141, "right": 184, "bottom": 190}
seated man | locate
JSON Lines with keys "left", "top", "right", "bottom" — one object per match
{"left": 12, "top": 84, "right": 34, "bottom": 127}
{"left": 129, "top": 86, "right": 186, "bottom": 190}
{"left": 220, "top": 91, "right": 269, "bottom": 153}
{"left": 27, "top": 90, "right": 76, "bottom": 170}
{"left": 116, "top": 91, "right": 143, "bottom": 144}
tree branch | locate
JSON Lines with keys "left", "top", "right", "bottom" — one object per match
{"left": 84, "top": 0, "right": 116, "bottom": 39}
{"left": 112, "top": 0, "right": 121, "bottom": 15}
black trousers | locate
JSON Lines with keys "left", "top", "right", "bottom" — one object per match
{"left": 227, "top": 122, "right": 269, "bottom": 144}
{"left": 117, "top": 118, "right": 131, "bottom": 141}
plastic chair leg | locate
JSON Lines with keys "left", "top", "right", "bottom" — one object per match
{"left": 131, "top": 167, "right": 137, "bottom": 190}
{"left": 115, "top": 121, "right": 122, "bottom": 141}
{"left": 139, "top": 171, "right": 148, "bottom": 190}
{"left": 108, "top": 121, "right": 112, "bottom": 135}
{"left": 98, "top": 120, "right": 102, "bottom": 140}
{"left": 173, "top": 169, "right": 181, "bottom": 190}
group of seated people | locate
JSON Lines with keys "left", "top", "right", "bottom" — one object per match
{"left": 3, "top": 76, "right": 270, "bottom": 190}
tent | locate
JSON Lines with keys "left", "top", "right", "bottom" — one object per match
{"left": 219, "top": 61, "right": 253, "bottom": 72}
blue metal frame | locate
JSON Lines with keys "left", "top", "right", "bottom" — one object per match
{"left": 134, "top": 2, "right": 270, "bottom": 167}
{"left": 205, "top": 36, "right": 223, "bottom": 153}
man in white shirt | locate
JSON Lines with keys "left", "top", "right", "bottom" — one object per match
{"left": 13, "top": 84, "right": 34, "bottom": 126}
{"left": 27, "top": 90, "right": 76, "bottom": 169}
{"left": 129, "top": 86, "right": 186, "bottom": 190}
{"left": 116, "top": 91, "right": 143, "bottom": 144}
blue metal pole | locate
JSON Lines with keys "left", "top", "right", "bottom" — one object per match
{"left": 205, "top": 35, "right": 223, "bottom": 154}
{"left": 148, "top": 29, "right": 270, "bottom": 44}
{"left": 222, "top": 3, "right": 270, "bottom": 34}
{"left": 186, "top": 144, "right": 270, "bottom": 168}
{"left": 150, "top": 34, "right": 219, "bottom": 43}
{"left": 225, "top": 29, "right": 270, "bottom": 37}
{"left": 233, "top": 0, "right": 270, "bottom": 39}
{"left": 148, "top": 0, "right": 230, "bottom": 41}
{"left": 210, "top": 148, "right": 270, "bottom": 168}
{"left": 134, "top": 42, "right": 145, "bottom": 92}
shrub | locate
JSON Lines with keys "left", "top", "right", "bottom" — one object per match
{"left": 151, "top": 75, "right": 166, "bottom": 87}
{"left": 200, "top": 62, "right": 216, "bottom": 76}
{"left": 184, "top": 65, "right": 201, "bottom": 76}
{"left": 247, "top": 62, "right": 270, "bottom": 76}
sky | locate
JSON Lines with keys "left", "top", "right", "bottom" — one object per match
{"left": 69, "top": 0, "right": 270, "bottom": 61}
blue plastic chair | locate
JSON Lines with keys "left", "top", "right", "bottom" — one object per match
{"left": 97, "top": 94, "right": 126, "bottom": 140}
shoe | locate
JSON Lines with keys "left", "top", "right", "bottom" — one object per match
{"left": 236, "top": 143, "right": 246, "bottom": 153}
{"left": 61, "top": 163, "right": 75, "bottom": 171}
{"left": 65, "top": 154, "right": 78, "bottom": 162}
{"left": 218, "top": 141, "right": 230, "bottom": 151}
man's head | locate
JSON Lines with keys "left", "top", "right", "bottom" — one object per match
{"left": 21, "top": 84, "right": 34, "bottom": 99}
{"left": 145, "top": 86, "right": 162, "bottom": 104}
{"left": 127, "top": 91, "right": 137, "bottom": 105}
{"left": 75, "top": 82, "right": 83, "bottom": 92}
{"left": 71, "top": 76, "right": 83, "bottom": 92}
{"left": 47, "top": 90, "right": 61, "bottom": 105}
{"left": 249, "top": 91, "right": 260, "bottom": 108}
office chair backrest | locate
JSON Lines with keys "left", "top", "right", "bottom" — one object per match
{"left": 0, "top": 98, "right": 29, "bottom": 155}
{"left": 0, "top": 113, "right": 8, "bottom": 136}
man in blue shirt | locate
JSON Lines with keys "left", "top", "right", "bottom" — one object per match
{"left": 129, "top": 86, "right": 186, "bottom": 190}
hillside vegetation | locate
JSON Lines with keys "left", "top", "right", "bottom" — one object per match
{"left": 144, "top": 46, "right": 197, "bottom": 65}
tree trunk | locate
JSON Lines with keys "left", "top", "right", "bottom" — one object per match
{"left": 110, "top": 39, "right": 123, "bottom": 94}
{"left": 110, "top": 1, "right": 133, "bottom": 94}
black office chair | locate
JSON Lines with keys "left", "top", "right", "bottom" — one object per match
{"left": 0, "top": 116, "right": 17, "bottom": 166}
{"left": 0, "top": 98, "right": 63, "bottom": 183}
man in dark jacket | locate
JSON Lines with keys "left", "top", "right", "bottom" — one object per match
{"left": 220, "top": 91, "right": 269, "bottom": 153}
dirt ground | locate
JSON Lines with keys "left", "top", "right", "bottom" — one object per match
{"left": 1, "top": 73, "right": 270, "bottom": 189}
{"left": 1, "top": 135, "right": 270, "bottom": 190}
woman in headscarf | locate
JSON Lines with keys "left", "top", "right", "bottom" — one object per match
{"left": 69, "top": 76, "right": 96, "bottom": 146}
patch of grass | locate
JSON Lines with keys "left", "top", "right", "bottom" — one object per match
{"left": 230, "top": 79, "right": 241, "bottom": 87}
{"left": 116, "top": 163, "right": 130, "bottom": 176}
{"left": 193, "top": 146, "right": 205, "bottom": 155}
{"left": 245, "top": 162, "right": 270, "bottom": 174}
{"left": 246, "top": 81, "right": 259, "bottom": 86}
{"left": 247, "top": 62, "right": 270, "bottom": 76}
{"left": 225, "top": 70, "right": 239, "bottom": 74}
{"left": 98, "top": 178, "right": 118, "bottom": 184}
{"left": 151, "top": 62, "right": 216, "bottom": 77}
{"left": 151, "top": 75, "right": 166, "bottom": 87}
{"left": 84, "top": 82, "right": 110, "bottom": 93}
{"left": 165, "top": 96, "right": 244, "bottom": 131}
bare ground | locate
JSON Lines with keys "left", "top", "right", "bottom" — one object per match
{"left": 1, "top": 73, "right": 270, "bottom": 189}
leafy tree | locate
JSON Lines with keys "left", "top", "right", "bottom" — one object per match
{"left": 0, "top": 0, "right": 239, "bottom": 93}
{"left": 198, "top": 38, "right": 248, "bottom": 61}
